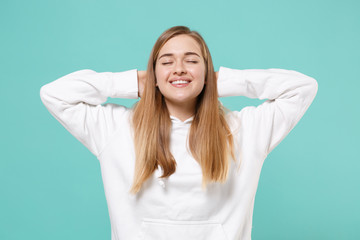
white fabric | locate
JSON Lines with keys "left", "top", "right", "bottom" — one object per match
{"left": 40, "top": 66, "right": 318, "bottom": 240}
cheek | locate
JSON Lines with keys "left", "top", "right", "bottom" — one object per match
{"left": 155, "top": 66, "right": 170, "bottom": 83}
{"left": 191, "top": 65, "right": 206, "bottom": 82}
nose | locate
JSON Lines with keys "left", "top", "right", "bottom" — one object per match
{"left": 173, "top": 61, "right": 186, "bottom": 75}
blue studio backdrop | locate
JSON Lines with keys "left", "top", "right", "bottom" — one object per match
{"left": 1, "top": 0, "right": 359, "bottom": 239}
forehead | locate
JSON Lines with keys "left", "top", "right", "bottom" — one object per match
{"left": 158, "top": 35, "right": 202, "bottom": 57}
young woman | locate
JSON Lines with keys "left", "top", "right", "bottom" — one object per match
{"left": 40, "top": 26, "right": 318, "bottom": 240}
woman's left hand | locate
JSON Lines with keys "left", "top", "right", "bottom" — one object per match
{"left": 137, "top": 70, "right": 147, "bottom": 98}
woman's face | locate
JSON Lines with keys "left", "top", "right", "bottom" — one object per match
{"left": 155, "top": 34, "right": 206, "bottom": 107}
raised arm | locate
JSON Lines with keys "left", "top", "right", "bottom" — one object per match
{"left": 217, "top": 66, "right": 318, "bottom": 155}
{"left": 40, "top": 69, "right": 139, "bottom": 157}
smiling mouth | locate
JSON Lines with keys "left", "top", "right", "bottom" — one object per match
{"left": 170, "top": 80, "right": 191, "bottom": 84}
{"left": 170, "top": 80, "right": 191, "bottom": 88}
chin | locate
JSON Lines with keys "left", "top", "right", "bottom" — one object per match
{"left": 166, "top": 96, "right": 197, "bottom": 105}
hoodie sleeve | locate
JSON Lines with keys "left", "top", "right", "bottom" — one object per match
{"left": 217, "top": 66, "right": 318, "bottom": 155}
{"left": 40, "top": 69, "right": 139, "bottom": 157}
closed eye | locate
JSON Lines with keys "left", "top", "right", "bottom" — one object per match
{"left": 161, "top": 60, "right": 198, "bottom": 65}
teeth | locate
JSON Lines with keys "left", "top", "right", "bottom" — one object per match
{"left": 171, "top": 80, "right": 190, "bottom": 84}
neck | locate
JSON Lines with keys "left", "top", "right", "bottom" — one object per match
{"left": 165, "top": 99, "right": 196, "bottom": 122}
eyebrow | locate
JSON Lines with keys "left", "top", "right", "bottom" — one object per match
{"left": 158, "top": 52, "right": 200, "bottom": 60}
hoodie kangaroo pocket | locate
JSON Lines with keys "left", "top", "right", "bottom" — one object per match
{"left": 137, "top": 218, "right": 228, "bottom": 240}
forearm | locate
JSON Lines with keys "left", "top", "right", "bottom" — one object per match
{"left": 40, "top": 69, "right": 138, "bottom": 109}
{"left": 217, "top": 66, "right": 318, "bottom": 101}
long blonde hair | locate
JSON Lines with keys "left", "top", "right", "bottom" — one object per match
{"left": 129, "top": 26, "right": 235, "bottom": 194}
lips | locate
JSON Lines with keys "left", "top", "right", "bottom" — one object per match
{"left": 171, "top": 80, "right": 191, "bottom": 84}
{"left": 169, "top": 78, "right": 191, "bottom": 88}
{"left": 169, "top": 77, "right": 191, "bottom": 85}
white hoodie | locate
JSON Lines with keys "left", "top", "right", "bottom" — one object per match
{"left": 40, "top": 66, "right": 318, "bottom": 240}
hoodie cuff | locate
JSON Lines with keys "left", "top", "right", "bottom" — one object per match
{"left": 217, "top": 66, "right": 245, "bottom": 97}
{"left": 110, "top": 69, "right": 139, "bottom": 99}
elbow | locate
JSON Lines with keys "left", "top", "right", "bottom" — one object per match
{"left": 293, "top": 70, "right": 318, "bottom": 99}
{"left": 290, "top": 70, "right": 319, "bottom": 102}
{"left": 39, "top": 85, "right": 47, "bottom": 103}
{"left": 299, "top": 76, "right": 318, "bottom": 105}
{"left": 39, "top": 84, "right": 53, "bottom": 106}
{"left": 40, "top": 84, "right": 48, "bottom": 101}
{"left": 308, "top": 76, "right": 318, "bottom": 98}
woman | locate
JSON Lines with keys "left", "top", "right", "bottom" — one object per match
{"left": 40, "top": 26, "right": 318, "bottom": 240}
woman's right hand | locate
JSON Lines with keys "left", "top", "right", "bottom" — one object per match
{"left": 137, "top": 70, "right": 147, "bottom": 98}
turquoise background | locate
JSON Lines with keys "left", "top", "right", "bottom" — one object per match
{"left": 1, "top": 0, "right": 359, "bottom": 239}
